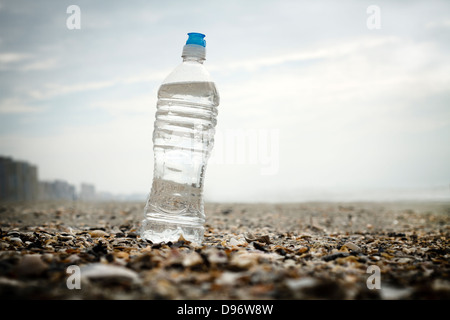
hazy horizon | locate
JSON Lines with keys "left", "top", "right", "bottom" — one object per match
{"left": 1, "top": 1, "right": 449, "bottom": 202}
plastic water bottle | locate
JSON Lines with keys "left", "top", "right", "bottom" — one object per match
{"left": 140, "top": 32, "right": 219, "bottom": 244}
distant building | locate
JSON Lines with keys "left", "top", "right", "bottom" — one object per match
{"left": 0, "top": 156, "right": 39, "bottom": 202}
{"left": 38, "top": 179, "right": 76, "bottom": 201}
{"left": 1, "top": 155, "right": 102, "bottom": 203}
{"left": 80, "top": 183, "right": 96, "bottom": 201}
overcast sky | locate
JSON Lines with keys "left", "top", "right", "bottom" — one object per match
{"left": 1, "top": 0, "right": 449, "bottom": 202}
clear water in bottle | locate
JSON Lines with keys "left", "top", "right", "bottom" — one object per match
{"left": 141, "top": 81, "right": 218, "bottom": 244}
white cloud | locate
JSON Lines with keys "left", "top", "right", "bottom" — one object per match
{"left": 425, "top": 19, "right": 450, "bottom": 29}
{"left": 0, "top": 98, "right": 46, "bottom": 114}
{"left": 0, "top": 52, "right": 32, "bottom": 68}
{"left": 19, "top": 58, "right": 58, "bottom": 71}
{"left": 25, "top": 69, "right": 169, "bottom": 101}
{"left": 0, "top": 53, "right": 58, "bottom": 72}
{"left": 210, "top": 36, "right": 399, "bottom": 73}
{"left": 219, "top": 35, "right": 450, "bottom": 130}
{"left": 91, "top": 93, "right": 157, "bottom": 116}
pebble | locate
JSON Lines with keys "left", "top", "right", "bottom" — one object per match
{"left": 229, "top": 253, "right": 256, "bottom": 270}
{"left": 0, "top": 276, "right": 23, "bottom": 289}
{"left": 296, "top": 246, "right": 309, "bottom": 254}
{"left": 322, "top": 252, "right": 349, "bottom": 262}
{"left": 9, "top": 237, "right": 23, "bottom": 245}
{"left": 41, "top": 253, "right": 55, "bottom": 263}
{"left": 15, "top": 254, "right": 48, "bottom": 276}
{"left": 81, "top": 263, "right": 140, "bottom": 284}
{"left": 153, "top": 279, "right": 178, "bottom": 299}
{"left": 397, "top": 257, "right": 412, "bottom": 264}
{"left": 244, "top": 232, "right": 271, "bottom": 244}
{"left": 342, "top": 242, "right": 362, "bottom": 253}
{"left": 205, "top": 248, "right": 228, "bottom": 265}
{"left": 59, "top": 233, "right": 74, "bottom": 241}
{"left": 283, "top": 259, "right": 296, "bottom": 268}
{"left": 114, "top": 251, "right": 130, "bottom": 260}
{"left": 64, "top": 254, "right": 81, "bottom": 264}
{"left": 89, "top": 230, "right": 109, "bottom": 238}
{"left": 182, "top": 251, "right": 203, "bottom": 268}
{"left": 7, "top": 230, "right": 20, "bottom": 238}
{"left": 380, "top": 285, "right": 413, "bottom": 300}
{"left": 229, "top": 237, "right": 246, "bottom": 247}
{"left": 215, "top": 271, "right": 243, "bottom": 286}
{"left": 285, "top": 277, "right": 317, "bottom": 291}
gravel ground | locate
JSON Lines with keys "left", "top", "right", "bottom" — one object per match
{"left": 0, "top": 200, "right": 449, "bottom": 300}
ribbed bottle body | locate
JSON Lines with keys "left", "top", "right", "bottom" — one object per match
{"left": 141, "top": 81, "right": 219, "bottom": 244}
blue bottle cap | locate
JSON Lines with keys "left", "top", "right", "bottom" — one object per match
{"left": 186, "top": 32, "right": 206, "bottom": 47}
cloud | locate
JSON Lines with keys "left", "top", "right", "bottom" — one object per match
{"left": 425, "top": 19, "right": 450, "bottom": 29}
{"left": 32, "top": 80, "right": 117, "bottom": 99}
{"left": 91, "top": 93, "right": 157, "bottom": 116}
{"left": 24, "top": 69, "right": 169, "bottom": 101}
{"left": 0, "top": 52, "right": 32, "bottom": 66}
{"left": 19, "top": 58, "right": 58, "bottom": 72}
{"left": 0, "top": 53, "right": 58, "bottom": 72}
{"left": 210, "top": 36, "right": 399, "bottom": 74}
{"left": 0, "top": 98, "right": 46, "bottom": 114}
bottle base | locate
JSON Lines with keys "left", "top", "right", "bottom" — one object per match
{"left": 140, "top": 217, "right": 204, "bottom": 245}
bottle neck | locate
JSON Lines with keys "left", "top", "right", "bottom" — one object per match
{"left": 183, "top": 56, "right": 205, "bottom": 64}
{"left": 181, "top": 44, "right": 206, "bottom": 63}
